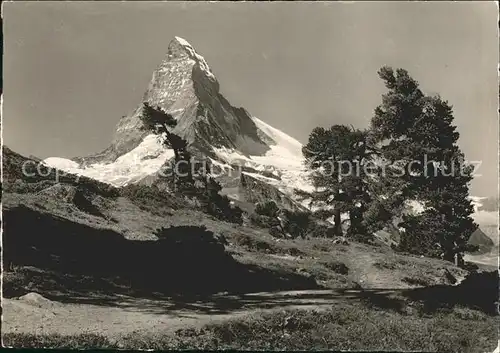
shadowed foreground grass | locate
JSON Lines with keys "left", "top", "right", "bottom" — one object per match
{"left": 4, "top": 303, "right": 498, "bottom": 352}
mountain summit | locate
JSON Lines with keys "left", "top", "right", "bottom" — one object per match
{"left": 44, "top": 37, "right": 308, "bottom": 194}
{"left": 87, "top": 36, "right": 270, "bottom": 162}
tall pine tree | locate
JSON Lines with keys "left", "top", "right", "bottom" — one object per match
{"left": 141, "top": 102, "right": 195, "bottom": 194}
{"left": 140, "top": 103, "right": 242, "bottom": 224}
{"left": 370, "top": 67, "right": 477, "bottom": 262}
{"left": 302, "top": 125, "right": 375, "bottom": 240}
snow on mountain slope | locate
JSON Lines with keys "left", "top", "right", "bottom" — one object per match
{"left": 252, "top": 117, "right": 303, "bottom": 157}
{"left": 42, "top": 112, "right": 309, "bottom": 192}
{"left": 214, "top": 116, "right": 314, "bottom": 201}
{"left": 44, "top": 134, "right": 174, "bottom": 187}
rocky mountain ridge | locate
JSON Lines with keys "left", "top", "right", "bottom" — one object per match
{"left": 73, "top": 36, "right": 271, "bottom": 166}
{"left": 43, "top": 36, "right": 312, "bottom": 211}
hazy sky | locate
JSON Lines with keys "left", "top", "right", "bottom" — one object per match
{"left": 3, "top": 1, "right": 498, "bottom": 196}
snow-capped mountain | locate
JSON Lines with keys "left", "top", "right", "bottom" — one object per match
{"left": 44, "top": 36, "right": 313, "bottom": 206}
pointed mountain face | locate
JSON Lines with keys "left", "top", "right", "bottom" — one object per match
{"left": 44, "top": 36, "right": 308, "bottom": 195}
{"left": 106, "top": 36, "right": 270, "bottom": 162}
{"left": 142, "top": 36, "right": 219, "bottom": 115}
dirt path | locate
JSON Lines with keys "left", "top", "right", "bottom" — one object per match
{"left": 346, "top": 251, "right": 399, "bottom": 288}
{"left": 2, "top": 289, "right": 400, "bottom": 339}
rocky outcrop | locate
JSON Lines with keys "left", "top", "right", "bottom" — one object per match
{"left": 467, "top": 227, "right": 495, "bottom": 254}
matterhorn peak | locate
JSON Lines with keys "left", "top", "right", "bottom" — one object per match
{"left": 173, "top": 35, "right": 191, "bottom": 45}
{"left": 172, "top": 36, "right": 195, "bottom": 49}
{"left": 47, "top": 34, "right": 309, "bottom": 191}
{"left": 164, "top": 36, "right": 216, "bottom": 82}
{"left": 135, "top": 36, "right": 222, "bottom": 124}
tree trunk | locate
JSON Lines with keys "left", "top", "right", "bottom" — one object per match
{"left": 333, "top": 186, "right": 343, "bottom": 237}
{"left": 349, "top": 210, "right": 358, "bottom": 236}
{"left": 334, "top": 207, "right": 343, "bottom": 237}
{"left": 442, "top": 251, "right": 455, "bottom": 263}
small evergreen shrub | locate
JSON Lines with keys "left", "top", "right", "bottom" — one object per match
{"left": 255, "top": 200, "right": 279, "bottom": 217}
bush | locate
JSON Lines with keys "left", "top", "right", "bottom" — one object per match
{"left": 249, "top": 213, "right": 280, "bottom": 229}
{"left": 121, "top": 179, "right": 243, "bottom": 224}
{"left": 349, "top": 232, "right": 375, "bottom": 244}
{"left": 282, "top": 209, "right": 312, "bottom": 239}
{"left": 3, "top": 333, "right": 116, "bottom": 349}
{"left": 287, "top": 247, "right": 304, "bottom": 257}
{"left": 231, "top": 233, "right": 277, "bottom": 254}
{"left": 323, "top": 261, "right": 349, "bottom": 275}
{"left": 373, "top": 260, "right": 397, "bottom": 270}
{"left": 402, "top": 276, "right": 432, "bottom": 287}
{"left": 307, "top": 222, "right": 335, "bottom": 238}
{"left": 204, "top": 194, "right": 243, "bottom": 224}
{"left": 154, "top": 225, "right": 224, "bottom": 251}
{"left": 461, "top": 262, "right": 479, "bottom": 272}
{"left": 269, "top": 226, "right": 284, "bottom": 238}
{"left": 255, "top": 201, "right": 279, "bottom": 217}
{"left": 197, "top": 177, "right": 243, "bottom": 224}
{"left": 251, "top": 207, "right": 312, "bottom": 239}
{"left": 151, "top": 225, "right": 237, "bottom": 289}
{"left": 120, "top": 183, "right": 184, "bottom": 214}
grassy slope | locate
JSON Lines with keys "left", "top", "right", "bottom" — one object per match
{"left": 1, "top": 151, "right": 497, "bottom": 350}
{"left": 3, "top": 188, "right": 469, "bottom": 292}
{"left": 0, "top": 147, "right": 488, "bottom": 289}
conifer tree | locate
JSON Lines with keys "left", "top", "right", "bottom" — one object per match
{"left": 141, "top": 102, "right": 195, "bottom": 193}
{"left": 302, "top": 125, "right": 375, "bottom": 240}
{"left": 140, "top": 102, "right": 242, "bottom": 224}
{"left": 370, "top": 67, "right": 477, "bottom": 261}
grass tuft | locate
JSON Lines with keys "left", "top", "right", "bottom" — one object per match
{"left": 4, "top": 304, "right": 497, "bottom": 351}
